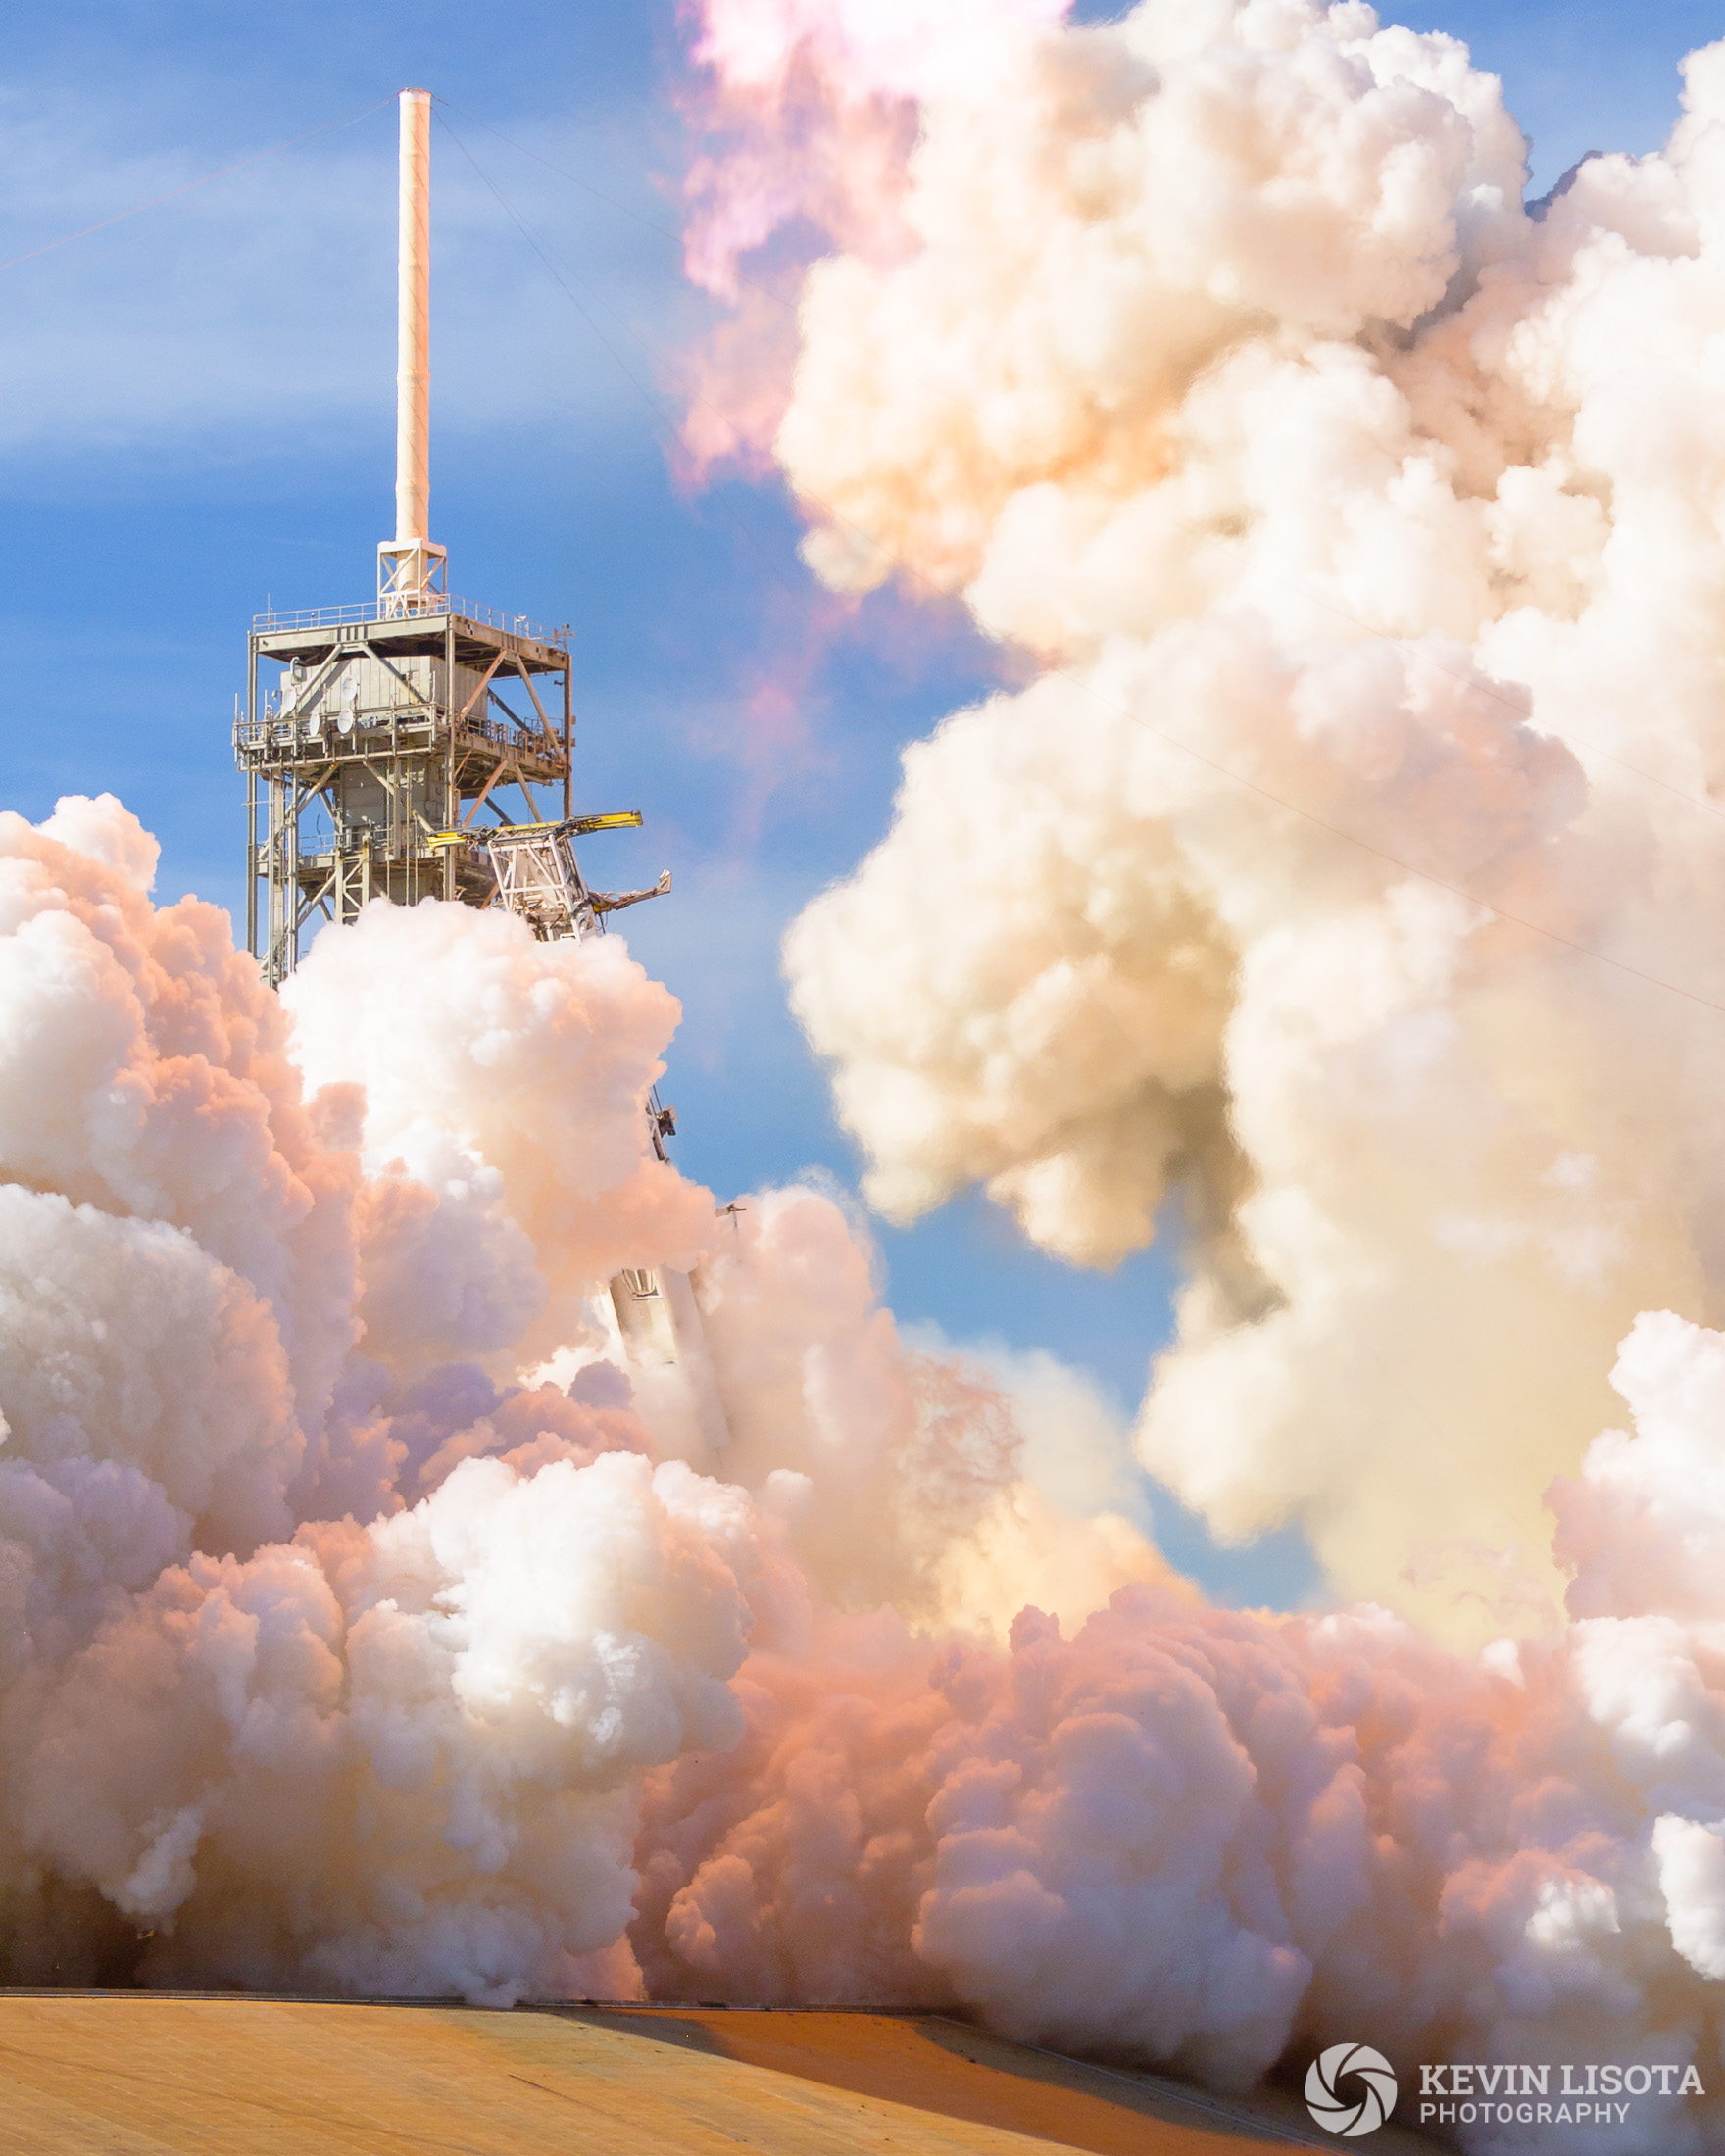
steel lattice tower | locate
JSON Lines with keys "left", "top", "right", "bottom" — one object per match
{"left": 235, "top": 90, "right": 637, "bottom": 985}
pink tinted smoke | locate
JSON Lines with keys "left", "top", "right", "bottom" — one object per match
{"left": 676, "top": 0, "right": 1072, "bottom": 470}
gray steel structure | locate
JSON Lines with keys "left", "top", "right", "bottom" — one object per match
{"left": 236, "top": 597, "right": 572, "bottom": 983}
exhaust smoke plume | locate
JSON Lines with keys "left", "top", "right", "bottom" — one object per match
{"left": 722, "top": 0, "right": 1725, "bottom": 1641}
{"left": 10, "top": 2, "right": 1725, "bottom": 2146}
{"left": 0, "top": 794, "right": 1171, "bottom": 2003}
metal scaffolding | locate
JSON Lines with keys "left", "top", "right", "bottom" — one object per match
{"left": 233, "top": 93, "right": 670, "bottom": 988}
{"left": 481, "top": 813, "right": 670, "bottom": 943}
{"left": 236, "top": 602, "right": 574, "bottom": 982}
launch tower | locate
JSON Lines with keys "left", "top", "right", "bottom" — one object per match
{"left": 233, "top": 91, "right": 661, "bottom": 984}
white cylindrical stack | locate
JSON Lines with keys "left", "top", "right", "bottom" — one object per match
{"left": 395, "top": 89, "right": 432, "bottom": 551}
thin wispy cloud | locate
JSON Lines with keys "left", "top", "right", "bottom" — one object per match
{"left": 0, "top": 77, "right": 704, "bottom": 459}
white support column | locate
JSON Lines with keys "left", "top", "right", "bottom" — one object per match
{"left": 379, "top": 88, "right": 447, "bottom": 613}
{"left": 397, "top": 88, "right": 430, "bottom": 548}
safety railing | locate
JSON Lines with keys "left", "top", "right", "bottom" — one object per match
{"left": 233, "top": 710, "right": 520, "bottom": 754}
{"left": 252, "top": 594, "right": 568, "bottom": 646}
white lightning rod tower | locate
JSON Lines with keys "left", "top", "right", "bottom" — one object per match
{"left": 379, "top": 89, "right": 444, "bottom": 613}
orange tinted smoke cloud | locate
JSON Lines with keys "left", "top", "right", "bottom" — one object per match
{"left": 8, "top": 766, "right": 1725, "bottom": 2136}
{"left": 0, "top": 795, "right": 1171, "bottom": 2003}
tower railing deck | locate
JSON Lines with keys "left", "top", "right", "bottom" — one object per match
{"left": 233, "top": 710, "right": 524, "bottom": 754}
{"left": 252, "top": 595, "right": 568, "bottom": 646}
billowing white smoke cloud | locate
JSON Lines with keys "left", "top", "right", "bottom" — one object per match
{"left": 11, "top": 767, "right": 1725, "bottom": 2140}
{"left": 281, "top": 897, "right": 716, "bottom": 1377}
{"left": 693, "top": 0, "right": 1725, "bottom": 1639}
{"left": 0, "top": 792, "right": 1170, "bottom": 2003}
{"left": 0, "top": 796, "right": 773, "bottom": 1995}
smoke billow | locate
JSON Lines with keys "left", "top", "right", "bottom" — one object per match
{"left": 12, "top": 2, "right": 1725, "bottom": 2145}
{"left": 0, "top": 792, "right": 1170, "bottom": 2003}
{"left": 4, "top": 783, "right": 1725, "bottom": 2140}
{"left": 709, "top": 0, "right": 1725, "bottom": 1641}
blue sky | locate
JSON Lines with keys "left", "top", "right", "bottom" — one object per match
{"left": 2, "top": 0, "right": 1716, "bottom": 1605}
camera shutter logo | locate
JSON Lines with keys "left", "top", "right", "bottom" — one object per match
{"left": 1305, "top": 2042, "right": 1399, "bottom": 2137}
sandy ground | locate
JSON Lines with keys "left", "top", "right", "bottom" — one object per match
{"left": 0, "top": 1994, "right": 1449, "bottom": 2154}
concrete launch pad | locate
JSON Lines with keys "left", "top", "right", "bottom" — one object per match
{"left": 0, "top": 1995, "right": 1446, "bottom": 2154}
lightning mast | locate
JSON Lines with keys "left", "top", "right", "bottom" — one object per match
{"left": 380, "top": 88, "right": 442, "bottom": 617}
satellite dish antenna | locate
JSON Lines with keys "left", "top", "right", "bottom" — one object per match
{"left": 337, "top": 672, "right": 359, "bottom": 735}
